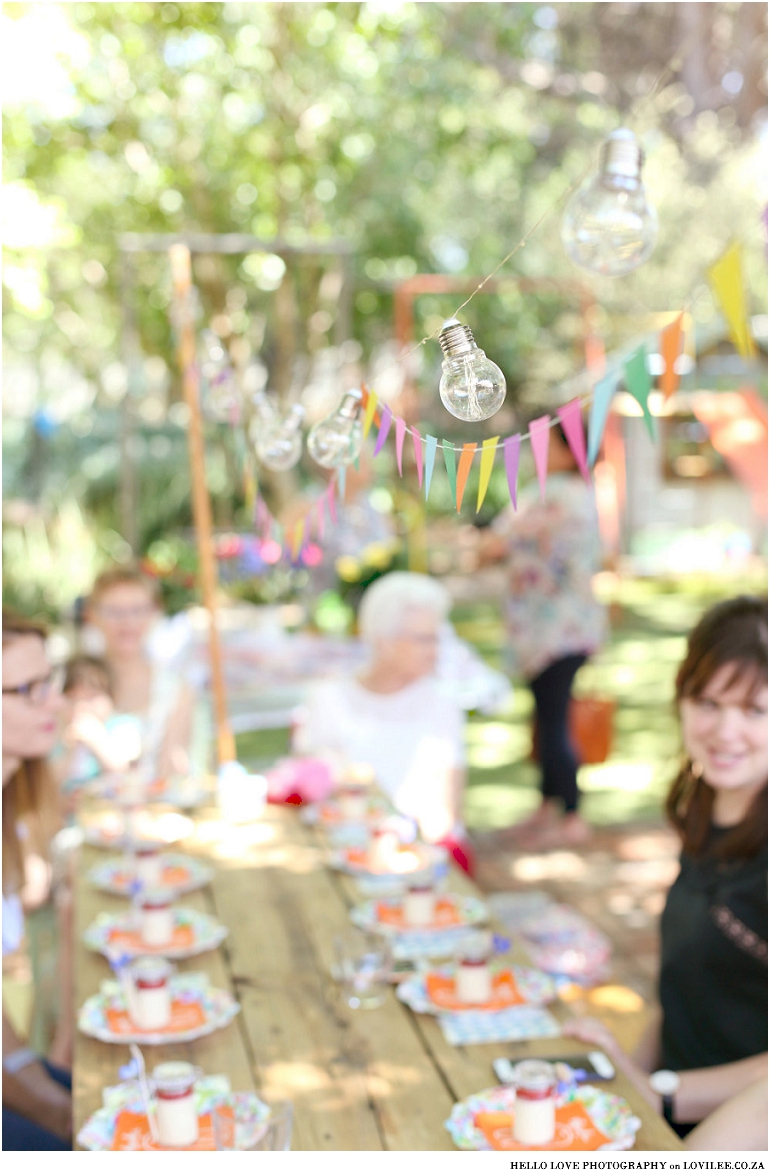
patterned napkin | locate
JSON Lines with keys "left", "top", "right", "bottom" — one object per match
{"left": 438, "top": 1004, "right": 560, "bottom": 1046}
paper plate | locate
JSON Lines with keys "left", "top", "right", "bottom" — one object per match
{"left": 351, "top": 893, "right": 488, "bottom": 936}
{"left": 78, "top": 972, "right": 239, "bottom": 1045}
{"left": 76, "top": 1075, "right": 270, "bottom": 1151}
{"left": 445, "top": 1084, "right": 641, "bottom": 1152}
{"left": 397, "top": 964, "right": 556, "bottom": 1015}
{"left": 81, "top": 809, "right": 194, "bottom": 849}
{"left": 88, "top": 853, "right": 213, "bottom": 897}
{"left": 330, "top": 843, "right": 447, "bottom": 885}
{"left": 83, "top": 908, "right": 227, "bottom": 960}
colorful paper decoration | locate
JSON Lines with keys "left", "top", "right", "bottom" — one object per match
{"left": 623, "top": 345, "right": 656, "bottom": 440}
{"left": 557, "top": 398, "right": 590, "bottom": 484}
{"left": 455, "top": 443, "right": 477, "bottom": 512}
{"left": 660, "top": 313, "right": 684, "bottom": 400}
{"left": 290, "top": 519, "right": 305, "bottom": 561}
{"left": 412, "top": 426, "right": 424, "bottom": 488}
{"left": 503, "top": 434, "right": 521, "bottom": 509}
{"left": 373, "top": 405, "right": 393, "bottom": 456}
{"left": 587, "top": 371, "right": 619, "bottom": 466}
{"left": 529, "top": 415, "right": 551, "bottom": 501}
{"left": 395, "top": 416, "right": 407, "bottom": 475}
{"left": 424, "top": 435, "right": 438, "bottom": 500}
{"left": 362, "top": 389, "right": 379, "bottom": 440}
{"left": 708, "top": 243, "right": 756, "bottom": 360}
{"left": 476, "top": 437, "right": 499, "bottom": 512}
{"left": 442, "top": 439, "right": 457, "bottom": 501}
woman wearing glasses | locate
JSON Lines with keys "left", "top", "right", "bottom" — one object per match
{"left": 3, "top": 610, "right": 72, "bottom": 1149}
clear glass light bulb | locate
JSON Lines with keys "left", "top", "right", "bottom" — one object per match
{"left": 254, "top": 403, "right": 305, "bottom": 471}
{"left": 438, "top": 320, "right": 506, "bottom": 422}
{"left": 561, "top": 128, "right": 658, "bottom": 277}
{"left": 307, "top": 389, "right": 363, "bottom": 469}
{"left": 200, "top": 329, "right": 239, "bottom": 421}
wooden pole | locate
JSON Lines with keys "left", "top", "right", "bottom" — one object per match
{"left": 169, "top": 243, "right": 236, "bottom": 766}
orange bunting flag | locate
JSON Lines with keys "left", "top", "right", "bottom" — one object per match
{"left": 660, "top": 313, "right": 685, "bottom": 400}
{"left": 455, "top": 443, "right": 477, "bottom": 512}
{"left": 476, "top": 437, "right": 499, "bottom": 512}
{"left": 362, "top": 389, "right": 379, "bottom": 440}
{"left": 708, "top": 243, "right": 756, "bottom": 360}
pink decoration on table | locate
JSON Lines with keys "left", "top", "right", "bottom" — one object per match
{"left": 412, "top": 426, "right": 424, "bottom": 487}
{"left": 503, "top": 434, "right": 521, "bottom": 510}
{"left": 529, "top": 416, "right": 551, "bottom": 501}
{"left": 556, "top": 399, "right": 590, "bottom": 484}
{"left": 395, "top": 416, "right": 407, "bottom": 475}
{"left": 266, "top": 758, "right": 335, "bottom": 805}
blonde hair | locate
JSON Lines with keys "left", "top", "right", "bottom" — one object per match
{"left": 2, "top": 610, "right": 60, "bottom": 894}
{"left": 89, "top": 564, "right": 161, "bottom": 606}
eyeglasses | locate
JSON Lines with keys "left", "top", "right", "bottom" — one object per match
{"left": 2, "top": 668, "right": 64, "bottom": 705}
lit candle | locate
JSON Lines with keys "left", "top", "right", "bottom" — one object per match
{"left": 152, "top": 1061, "right": 200, "bottom": 1148}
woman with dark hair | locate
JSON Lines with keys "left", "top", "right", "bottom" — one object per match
{"left": 2, "top": 610, "right": 72, "bottom": 1149}
{"left": 566, "top": 596, "right": 767, "bottom": 1143}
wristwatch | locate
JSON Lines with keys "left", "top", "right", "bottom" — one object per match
{"left": 649, "top": 1069, "right": 681, "bottom": 1125}
{"left": 3, "top": 1046, "right": 39, "bottom": 1075}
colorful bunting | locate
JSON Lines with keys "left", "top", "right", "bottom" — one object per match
{"left": 708, "top": 243, "right": 756, "bottom": 361}
{"left": 316, "top": 495, "right": 325, "bottom": 541}
{"left": 442, "top": 439, "right": 457, "bottom": 501}
{"left": 503, "top": 434, "right": 521, "bottom": 509}
{"left": 476, "top": 437, "right": 499, "bottom": 512}
{"left": 660, "top": 313, "right": 684, "bottom": 400}
{"left": 529, "top": 416, "right": 551, "bottom": 501}
{"left": 557, "top": 398, "right": 590, "bottom": 484}
{"left": 587, "top": 371, "right": 619, "bottom": 466}
{"left": 395, "top": 416, "right": 407, "bottom": 475}
{"left": 290, "top": 519, "right": 305, "bottom": 561}
{"left": 455, "top": 443, "right": 477, "bottom": 512}
{"left": 373, "top": 405, "right": 393, "bottom": 456}
{"left": 362, "top": 389, "right": 379, "bottom": 440}
{"left": 624, "top": 345, "right": 656, "bottom": 440}
{"left": 424, "top": 435, "right": 438, "bottom": 500}
{"left": 412, "top": 426, "right": 424, "bottom": 488}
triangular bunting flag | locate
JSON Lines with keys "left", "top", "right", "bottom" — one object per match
{"left": 624, "top": 346, "right": 656, "bottom": 440}
{"left": 373, "top": 405, "right": 393, "bottom": 455}
{"left": 557, "top": 399, "right": 590, "bottom": 484}
{"left": 529, "top": 415, "right": 551, "bottom": 501}
{"left": 290, "top": 519, "right": 305, "bottom": 561}
{"left": 394, "top": 416, "right": 407, "bottom": 475}
{"left": 455, "top": 443, "right": 477, "bottom": 512}
{"left": 503, "top": 435, "right": 520, "bottom": 510}
{"left": 660, "top": 313, "right": 684, "bottom": 400}
{"left": 442, "top": 440, "right": 457, "bottom": 502}
{"left": 362, "top": 389, "right": 379, "bottom": 440}
{"left": 412, "top": 426, "right": 424, "bottom": 488}
{"left": 476, "top": 437, "right": 499, "bottom": 512}
{"left": 424, "top": 435, "right": 438, "bottom": 500}
{"left": 587, "top": 372, "right": 619, "bottom": 466}
{"left": 708, "top": 243, "right": 756, "bottom": 360}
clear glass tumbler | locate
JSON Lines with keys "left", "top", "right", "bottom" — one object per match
{"left": 333, "top": 929, "right": 392, "bottom": 1010}
{"left": 212, "top": 1100, "right": 293, "bottom": 1151}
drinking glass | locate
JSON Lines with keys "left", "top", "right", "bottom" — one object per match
{"left": 333, "top": 930, "right": 392, "bottom": 1010}
{"left": 212, "top": 1101, "right": 293, "bottom": 1151}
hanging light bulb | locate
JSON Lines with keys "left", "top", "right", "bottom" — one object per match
{"left": 438, "top": 320, "right": 506, "bottom": 422}
{"left": 307, "top": 389, "right": 363, "bottom": 469}
{"left": 253, "top": 403, "right": 305, "bottom": 471}
{"left": 200, "top": 329, "right": 239, "bottom": 421}
{"left": 561, "top": 128, "right": 658, "bottom": 277}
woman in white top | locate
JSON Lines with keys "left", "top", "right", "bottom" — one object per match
{"left": 295, "top": 572, "right": 473, "bottom": 872}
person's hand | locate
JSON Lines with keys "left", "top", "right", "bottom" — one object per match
{"left": 562, "top": 1016, "right": 624, "bottom": 1060}
{"left": 13, "top": 1061, "right": 72, "bottom": 1142}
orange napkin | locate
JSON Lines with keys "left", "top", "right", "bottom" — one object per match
{"left": 106, "top": 999, "right": 206, "bottom": 1036}
{"left": 112, "top": 865, "right": 191, "bottom": 889}
{"left": 426, "top": 970, "right": 526, "bottom": 1011}
{"left": 376, "top": 897, "right": 462, "bottom": 929}
{"left": 474, "top": 1104, "right": 610, "bottom": 1151}
{"left": 345, "top": 847, "right": 421, "bottom": 874}
{"left": 111, "top": 1106, "right": 232, "bottom": 1150}
{"left": 107, "top": 923, "right": 195, "bottom": 951}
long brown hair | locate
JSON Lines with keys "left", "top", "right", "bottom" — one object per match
{"left": 2, "top": 610, "right": 59, "bottom": 894}
{"left": 666, "top": 596, "right": 768, "bottom": 862}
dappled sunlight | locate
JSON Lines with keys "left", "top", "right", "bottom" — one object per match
{"left": 511, "top": 851, "right": 588, "bottom": 882}
{"left": 578, "top": 761, "right": 661, "bottom": 794}
{"left": 588, "top": 985, "right": 645, "bottom": 1014}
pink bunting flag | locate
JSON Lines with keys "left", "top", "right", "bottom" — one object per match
{"left": 503, "top": 434, "right": 520, "bottom": 510}
{"left": 326, "top": 479, "right": 338, "bottom": 524}
{"left": 556, "top": 399, "right": 590, "bottom": 484}
{"left": 411, "top": 426, "right": 424, "bottom": 488}
{"left": 373, "top": 405, "right": 393, "bottom": 456}
{"left": 529, "top": 415, "right": 551, "bottom": 501}
{"left": 394, "top": 416, "right": 407, "bottom": 475}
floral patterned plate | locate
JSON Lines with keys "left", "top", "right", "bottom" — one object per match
{"left": 77, "top": 972, "right": 239, "bottom": 1045}
{"left": 83, "top": 908, "right": 227, "bottom": 960}
{"left": 81, "top": 809, "right": 194, "bottom": 849}
{"left": 398, "top": 963, "right": 557, "bottom": 1015}
{"left": 88, "top": 853, "right": 213, "bottom": 897}
{"left": 351, "top": 893, "right": 488, "bottom": 936}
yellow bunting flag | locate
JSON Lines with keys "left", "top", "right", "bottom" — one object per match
{"left": 476, "top": 437, "right": 499, "bottom": 512}
{"left": 708, "top": 243, "right": 756, "bottom": 360}
{"left": 362, "top": 389, "right": 379, "bottom": 440}
{"left": 660, "top": 313, "right": 684, "bottom": 400}
{"left": 290, "top": 518, "right": 305, "bottom": 561}
{"left": 455, "top": 442, "right": 477, "bottom": 512}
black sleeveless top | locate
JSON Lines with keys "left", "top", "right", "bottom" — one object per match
{"left": 660, "top": 826, "right": 767, "bottom": 1071}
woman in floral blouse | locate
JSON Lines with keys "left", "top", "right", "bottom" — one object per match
{"left": 481, "top": 415, "right": 607, "bottom": 849}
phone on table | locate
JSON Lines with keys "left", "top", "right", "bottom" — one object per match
{"left": 493, "top": 1051, "right": 616, "bottom": 1085}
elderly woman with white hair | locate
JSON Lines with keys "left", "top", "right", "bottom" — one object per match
{"left": 294, "top": 572, "right": 473, "bottom": 873}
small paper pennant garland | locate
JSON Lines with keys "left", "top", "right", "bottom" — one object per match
{"left": 556, "top": 399, "right": 590, "bottom": 484}
{"left": 373, "top": 405, "right": 393, "bottom": 456}
{"left": 362, "top": 389, "right": 379, "bottom": 440}
{"left": 624, "top": 345, "right": 656, "bottom": 440}
{"left": 476, "top": 437, "right": 499, "bottom": 512}
{"left": 455, "top": 443, "right": 477, "bottom": 512}
{"left": 503, "top": 434, "right": 520, "bottom": 509}
{"left": 395, "top": 416, "right": 407, "bottom": 475}
{"left": 529, "top": 416, "right": 551, "bottom": 501}
{"left": 708, "top": 242, "right": 756, "bottom": 360}
{"left": 660, "top": 313, "right": 684, "bottom": 400}
{"left": 442, "top": 440, "right": 457, "bottom": 502}
{"left": 424, "top": 435, "right": 438, "bottom": 500}
{"left": 412, "top": 426, "right": 424, "bottom": 488}
{"left": 588, "top": 371, "right": 619, "bottom": 466}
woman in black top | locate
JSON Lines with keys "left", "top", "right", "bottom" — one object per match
{"left": 566, "top": 596, "right": 767, "bottom": 1136}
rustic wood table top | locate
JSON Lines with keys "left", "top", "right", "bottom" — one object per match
{"left": 72, "top": 800, "right": 684, "bottom": 1151}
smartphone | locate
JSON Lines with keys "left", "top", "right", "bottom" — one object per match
{"left": 493, "top": 1051, "right": 616, "bottom": 1085}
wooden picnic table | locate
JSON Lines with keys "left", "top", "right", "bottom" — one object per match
{"left": 73, "top": 800, "right": 684, "bottom": 1151}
